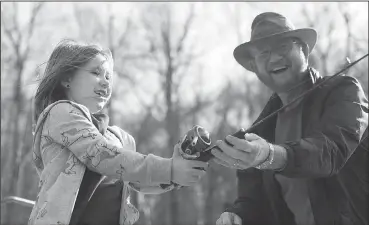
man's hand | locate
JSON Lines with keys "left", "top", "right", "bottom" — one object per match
{"left": 171, "top": 143, "right": 209, "bottom": 186}
{"left": 216, "top": 212, "right": 242, "bottom": 225}
{"left": 211, "top": 133, "right": 270, "bottom": 170}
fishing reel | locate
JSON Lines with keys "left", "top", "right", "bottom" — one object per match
{"left": 160, "top": 126, "right": 213, "bottom": 190}
{"left": 179, "top": 125, "right": 213, "bottom": 162}
{"left": 179, "top": 125, "right": 248, "bottom": 162}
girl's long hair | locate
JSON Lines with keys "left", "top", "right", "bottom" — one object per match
{"left": 34, "top": 39, "right": 113, "bottom": 123}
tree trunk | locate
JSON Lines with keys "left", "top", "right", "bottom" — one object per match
{"left": 164, "top": 59, "right": 182, "bottom": 224}
{"left": 205, "top": 172, "right": 215, "bottom": 224}
{"left": 3, "top": 62, "right": 24, "bottom": 224}
{"left": 16, "top": 103, "right": 33, "bottom": 197}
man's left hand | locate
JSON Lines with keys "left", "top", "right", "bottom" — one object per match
{"left": 211, "top": 133, "right": 270, "bottom": 170}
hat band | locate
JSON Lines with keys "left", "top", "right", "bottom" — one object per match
{"left": 251, "top": 25, "right": 293, "bottom": 41}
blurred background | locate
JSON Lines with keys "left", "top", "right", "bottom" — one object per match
{"left": 1, "top": 2, "right": 368, "bottom": 225}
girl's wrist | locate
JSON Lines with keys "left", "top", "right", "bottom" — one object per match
{"left": 148, "top": 156, "right": 172, "bottom": 184}
{"left": 170, "top": 158, "right": 174, "bottom": 182}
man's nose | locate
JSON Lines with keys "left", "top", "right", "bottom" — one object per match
{"left": 268, "top": 52, "right": 284, "bottom": 63}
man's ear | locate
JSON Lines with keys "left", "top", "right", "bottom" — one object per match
{"left": 245, "top": 60, "right": 257, "bottom": 73}
{"left": 304, "top": 50, "right": 310, "bottom": 66}
{"left": 302, "top": 42, "right": 310, "bottom": 61}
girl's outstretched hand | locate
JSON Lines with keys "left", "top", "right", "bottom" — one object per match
{"left": 171, "top": 143, "right": 209, "bottom": 186}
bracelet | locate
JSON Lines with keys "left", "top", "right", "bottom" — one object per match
{"left": 255, "top": 143, "right": 275, "bottom": 170}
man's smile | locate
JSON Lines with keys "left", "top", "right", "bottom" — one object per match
{"left": 270, "top": 66, "right": 289, "bottom": 75}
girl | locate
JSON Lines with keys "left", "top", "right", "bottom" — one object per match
{"left": 29, "top": 40, "right": 208, "bottom": 225}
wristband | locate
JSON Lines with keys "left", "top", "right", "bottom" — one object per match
{"left": 255, "top": 143, "right": 275, "bottom": 170}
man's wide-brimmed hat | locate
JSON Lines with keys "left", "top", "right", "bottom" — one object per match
{"left": 234, "top": 12, "right": 317, "bottom": 71}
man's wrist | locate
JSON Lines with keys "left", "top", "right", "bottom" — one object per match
{"left": 255, "top": 144, "right": 287, "bottom": 171}
{"left": 269, "top": 145, "right": 288, "bottom": 170}
{"left": 255, "top": 143, "right": 274, "bottom": 169}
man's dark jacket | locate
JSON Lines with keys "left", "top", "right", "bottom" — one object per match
{"left": 226, "top": 68, "right": 368, "bottom": 225}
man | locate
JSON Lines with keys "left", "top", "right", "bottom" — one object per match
{"left": 212, "top": 12, "right": 368, "bottom": 225}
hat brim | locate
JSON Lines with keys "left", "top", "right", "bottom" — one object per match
{"left": 234, "top": 28, "right": 317, "bottom": 71}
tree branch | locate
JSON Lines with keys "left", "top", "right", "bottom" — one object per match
{"left": 116, "top": 16, "right": 133, "bottom": 48}
{"left": 175, "top": 4, "right": 194, "bottom": 54}
{"left": 23, "top": 2, "right": 44, "bottom": 61}
{"left": 1, "top": 7, "right": 18, "bottom": 56}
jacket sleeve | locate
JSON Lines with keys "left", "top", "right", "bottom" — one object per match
{"left": 224, "top": 168, "right": 269, "bottom": 225}
{"left": 278, "top": 76, "right": 368, "bottom": 178}
{"left": 113, "top": 128, "right": 177, "bottom": 194}
{"left": 44, "top": 102, "right": 172, "bottom": 185}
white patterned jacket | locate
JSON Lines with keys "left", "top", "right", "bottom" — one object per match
{"left": 28, "top": 100, "right": 175, "bottom": 225}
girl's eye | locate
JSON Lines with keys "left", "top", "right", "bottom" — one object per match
{"left": 91, "top": 70, "right": 100, "bottom": 76}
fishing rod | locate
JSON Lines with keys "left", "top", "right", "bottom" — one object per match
{"left": 239, "top": 53, "right": 368, "bottom": 134}
{"left": 265, "top": 56, "right": 354, "bottom": 106}
{"left": 179, "top": 53, "right": 369, "bottom": 162}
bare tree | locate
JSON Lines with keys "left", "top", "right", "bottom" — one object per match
{"left": 338, "top": 3, "right": 352, "bottom": 60}
{"left": 137, "top": 3, "right": 206, "bottom": 224}
{"left": 73, "top": 3, "right": 144, "bottom": 125}
{"left": 301, "top": 5, "right": 337, "bottom": 76}
{"left": 1, "top": 2, "right": 44, "bottom": 224}
{"left": 337, "top": 2, "right": 368, "bottom": 95}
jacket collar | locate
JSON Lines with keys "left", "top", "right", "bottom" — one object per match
{"left": 91, "top": 113, "right": 109, "bottom": 135}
